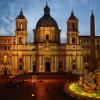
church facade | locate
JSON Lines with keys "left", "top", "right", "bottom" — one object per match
{"left": 0, "top": 3, "right": 100, "bottom": 75}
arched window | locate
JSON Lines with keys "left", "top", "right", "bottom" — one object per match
{"left": 21, "top": 24, "right": 23, "bottom": 30}
{"left": 72, "top": 57, "right": 76, "bottom": 63}
{"left": 19, "top": 37, "right": 23, "bottom": 44}
{"left": 72, "top": 23, "right": 75, "bottom": 31}
{"left": 72, "top": 64, "right": 76, "bottom": 70}
{"left": 4, "top": 55, "right": 7, "bottom": 64}
{"left": 59, "top": 61, "right": 63, "bottom": 72}
{"left": 14, "top": 38, "right": 16, "bottom": 44}
{"left": 72, "top": 37, "right": 75, "bottom": 44}
{"left": 19, "top": 58, "right": 23, "bottom": 63}
{"left": 19, "top": 65, "right": 23, "bottom": 70}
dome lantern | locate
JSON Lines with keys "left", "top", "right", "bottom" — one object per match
{"left": 17, "top": 8, "right": 25, "bottom": 19}
{"left": 35, "top": 3, "right": 58, "bottom": 29}
{"left": 44, "top": 2, "right": 50, "bottom": 16}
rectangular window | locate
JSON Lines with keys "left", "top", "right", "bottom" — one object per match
{"left": 8, "top": 47, "right": 10, "bottom": 50}
{"left": 4, "top": 40, "right": 6, "bottom": 43}
{"left": 4, "top": 46, "right": 7, "bottom": 50}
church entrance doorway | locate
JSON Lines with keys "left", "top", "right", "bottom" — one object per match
{"left": 1, "top": 67, "right": 10, "bottom": 76}
{"left": 59, "top": 65, "right": 62, "bottom": 72}
{"left": 33, "top": 65, "right": 36, "bottom": 72}
{"left": 45, "top": 62, "right": 50, "bottom": 72}
{"left": 4, "top": 70, "right": 7, "bottom": 76}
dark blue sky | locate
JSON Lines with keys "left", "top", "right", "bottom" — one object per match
{"left": 0, "top": 0, "right": 100, "bottom": 42}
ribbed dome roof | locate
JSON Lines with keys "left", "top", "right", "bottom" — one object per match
{"left": 36, "top": 3, "right": 58, "bottom": 29}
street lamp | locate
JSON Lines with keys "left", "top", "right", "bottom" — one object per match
{"left": 32, "top": 75, "right": 37, "bottom": 98}
{"left": 32, "top": 93, "right": 34, "bottom": 97}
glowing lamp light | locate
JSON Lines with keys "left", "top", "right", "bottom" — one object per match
{"left": 32, "top": 93, "right": 34, "bottom": 96}
{"left": 32, "top": 80, "right": 34, "bottom": 83}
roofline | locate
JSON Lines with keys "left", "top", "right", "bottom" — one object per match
{"left": 79, "top": 35, "right": 100, "bottom": 38}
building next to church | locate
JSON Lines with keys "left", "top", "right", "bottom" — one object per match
{"left": 0, "top": 3, "right": 100, "bottom": 75}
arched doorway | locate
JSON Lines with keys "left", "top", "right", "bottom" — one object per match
{"left": 1, "top": 67, "right": 10, "bottom": 76}
{"left": 4, "top": 69, "right": 7, "bottom": 76}
{"left": 59, "top": 64, "right": 62, "bottom": 72}
{"left": 45, "top": 62, "right": 50, "bottom": 72}
{"left": 33, "top": 65, "right": 36, "bottom": 72}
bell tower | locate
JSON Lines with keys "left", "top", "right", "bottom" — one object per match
{"left": 15, "top": 9, "right": 28, "bottom": 44}
{"left": 67, "top": 10, "right": 79, "bottom": 45}
{"left": 66, "top": 10, "right": 83, "bottom": 73}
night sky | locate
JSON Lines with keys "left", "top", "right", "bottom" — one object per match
{"left": 0, "top": 0, "right": 100, "bottom": 42}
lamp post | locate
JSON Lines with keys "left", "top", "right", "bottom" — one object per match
{"left": 32, "top": 75, "right": 37, "bottom": 99}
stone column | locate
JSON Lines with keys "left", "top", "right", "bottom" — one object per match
{"left": 41, "top": 56, "right": 44, "bottom": 72}
{"left": 80, "top": 55, "right": 83, "bottom": 73}
{"left": 63, "top": 55, "right": 69, "bottom": 72}
{"left": 63, "top": 56, "right": 65, "bottom": 72}
{"left": 56, "top": 56, "right": 58, "bottom": 72}
{"left": 42, "top": 56, "right": 44, "bottom": 72}
{"left": 17, "top": 54, "right": 18, "bottom": 71}
{"left": 51, "top": 56, "right": 54, "bottom": 72}
{"left": 24, "top": 55, "right": 26, "bottom": 71}
{"left": 64, "top": 55, "right": 66, "bottom": 71}
{"left": 69, "top": 54, "right": 72, "bottom": 71}
{"left": 53, "top": 56, "right": 55, "bottom": 72}
{"left": 12, "top": 55, "right": 16, "bottom": 74}
{"left": 54, "top": 55, "right": 56, "bottom": 72}
{"left": 36, "top": 55, "right": 39, "bottom": 72}
{"left": 28, "top": 55, "right": 32, "bottom": 72}
{"left": 39, "top": 56, "right": 41, "bottom": 72}
{"left": 39, "top": 56, "right": 43, "bottom": 72}
{"left": 30, "top": 55, "right": 32, "bottom": 71}
{"left": 27, "top": 55, "right": 31, "bottom": 71}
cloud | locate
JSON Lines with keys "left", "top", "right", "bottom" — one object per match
{"left": 0, "top": 26, "right": 10, "bottom": 35}
{"left": 0, "top": 0, "right": 19, "bottom": 36}
{"left": 0, "top": 27, "right": 7, "bottom": 35}
{"left": 65, "top": 0, "right": 77, "bottom": 8}
{"left": 81, "top": 0, "right": 89, "bottom": 4}
{"left": 0, "top": 16, "right": 15, "bottom": 35}
{"left": 0, "top": 17, "right": 10, "bottom": 24}
{"left": 0, "top": 0, "right": 99, "bottom": 42}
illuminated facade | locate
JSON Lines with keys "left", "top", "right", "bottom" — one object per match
{"left": 0, "top": 4, "right": 100, "bottom": 75}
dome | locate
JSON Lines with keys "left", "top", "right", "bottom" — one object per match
{"left": 36, "top": 3, "right": 58, "bottom": 29}
{"left": 36, "top": 15, "right": 58, "bottom": 29}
